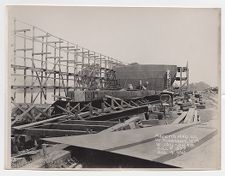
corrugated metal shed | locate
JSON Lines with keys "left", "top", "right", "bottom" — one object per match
{"left": 114, "top": 64, "right": 177, "bottom": 90}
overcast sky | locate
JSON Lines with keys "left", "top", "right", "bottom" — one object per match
{"left": 8, "top": 6, "right": 220, "bottom": 86}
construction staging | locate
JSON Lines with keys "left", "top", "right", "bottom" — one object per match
{"left": 10, "top": 19, "right": 219, "bottom": 169}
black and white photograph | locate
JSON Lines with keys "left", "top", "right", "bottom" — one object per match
{"left": 6, "top": 6, "right": 220, "bottom": 170}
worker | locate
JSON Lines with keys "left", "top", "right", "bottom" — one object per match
{"left": 127, "top": 84, "right": 134, "bottom": 90}
{"left": 143, "top": 81, "right": 149, "bottom": 90}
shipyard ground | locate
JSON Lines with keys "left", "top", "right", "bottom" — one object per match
{"left": 10, "top": 93, "right": 219, "bottom": 169}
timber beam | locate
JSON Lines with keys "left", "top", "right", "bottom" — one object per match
{"left": 37, "top": 123, "right": 110, "bottom": 131}
{"left": 62, "top": 120, "right": 118, "bottom": 127}
{"left": 23, "top": 128, "right": 89, "bottom": 137}
{"left": 86, "top": 105, "right": 148, "bottom": 121}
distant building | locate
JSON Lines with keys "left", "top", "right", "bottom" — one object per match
{"left": 114, "top": 64, "right": 177, "bottom": 91}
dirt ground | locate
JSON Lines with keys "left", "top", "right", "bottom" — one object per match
{"left": 198, "top": 93, "right": 218, "bottom": 123}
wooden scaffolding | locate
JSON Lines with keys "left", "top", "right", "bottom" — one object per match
{"left": 11, "top": 19, "right": 122, "bottom": 105}
{"left": 175, "top": 62, "right": 189, "bottom": 94}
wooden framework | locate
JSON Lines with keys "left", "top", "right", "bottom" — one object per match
{"left": 175, "top": 62, "right": 189, "bottom": 94}
{"left": 12, "top": 95, "right": 161, "bottom": 136}
{"left": 11, "top": 19, "right": 122, "bottom": 105}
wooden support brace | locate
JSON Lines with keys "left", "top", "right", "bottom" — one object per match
{"left": 70, "top": 103, "right": 80, "bottom": 113}
{"left": 137, "top": 100, "right": 145, "bottom": 105}
{"left": 62, "top": 120, "right": 118, "bottom": 126}
{"left": 44, "top": 41, "right": 63, "bottom": 44}
{"left": 113, "top": 99, "right": 124, "bottom": 109}
{"left": 103, "top": 100, "right": 111, "bottom": 108}
{"left": 34, "top": 34, "right": 51, "bottom": 38}
{"left": 68, "top": 49, "right": 80, "bottom": 51}
{"left": 15, "top": 29, "right": 31, "bottom": 33}
{"left": 89, "top": 104, "right": 93, "bottom": 118}
{"left": 76, "top": 51, "right": 88, "bottom": 54}
{"left": 12, "top": 104, "right": 35, "bottom": 126}
{"left": 46, "top": 56, "right": 63, "bottom": 59}
{"left": 15, "top": 48, "right": 33, "bottom": 51}
{"left": 100, "top": 114, "right": 145, "bottom": 133}
{"left": 32, "top": 52, "right": 51, "bottom": 55}
{"left": 130, "top": 100, "right": 139, "bottom": 107}
{"left": 56, "top": 105, "right": 74, "bottom": 115}
{"left": 32, "top": 104, "right": 52, "bottom": 121}
{"left": 53, "top": 95, "right": 72, "bottom": 101}
{"left": 11, "top": 102, "right": 33, "bottom": 120}
{"left": 56, "top": 105, "right": 84, "bottom": 120}
{"left": 105, "top": 95, "right": 132, "bottom": 109}
{"left": 59, "top": 46, "right": 75, "bottom": 49}
{"left": 60, "top": 60, "right": 76, "bottom": 62}
{"left": 13, "top": 114, "right": 71, "bottom": 130}
{"left": 86, "top": 105, "right": 148, "bottom": 121}
{"left": 40, "top": 123, "right": 109, "bottom": 131}
{"left": 121, "top": 100, "right": 134, "bottom": 108}
{"left": 79, "top": 102, "right": 92, "bottom": 112}
{"left": 33, "top": 106, "right": 50, "bottom": 119}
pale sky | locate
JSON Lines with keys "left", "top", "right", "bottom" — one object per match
{"left": 8, "top": 6, "right": 220, "bottom": 86}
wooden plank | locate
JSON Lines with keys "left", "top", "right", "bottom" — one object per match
{"left": 172, "top": 112, "right": 187, "bottom": 124}
{"left": 32, "top": 52, "right": 51, "bottom": 55}
{"left": 59, "top": 46, "right": 75, "bottom": 49}
{"left": 24, "top": 128, "right": 88, "bottom": 137}
{"left": 16, "top": 48, "right": 33, "bottom": 51}
{"left": 38, "top": 123, "right": 110, "bottom": 131}
{"left": 141, "top": 119, "right": 159, "bottom": 126}
{"left": 46, "top": 56, "right": 63, "bottom": 58}
{"left": 44, "top": 41, "right": 63, "bottom": 44}
{"left": 34, "top": 34, "right": 50, "bottom": 38}
{"left": 86, "top": 105, "right": 148, "bottom": 121}
{"left": 13, "top": 111, "right": 90, "bottom": 130}
{"left": 184, "top": 108, "right": 195, "bottom": 124}
{"left": 62, "top": 120, "right": 118, "bottom": 126}
{"left": 100, "top": 114, "right": 145, "bottom": 133}
{"left": 68, "top": 48, "right": 80, "bottom": 51}
{"left": 15, "top": 29, "right": 31, "bottom": 32}
{"left": 12, "top": 114, "right": 69, "bottom": 130}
